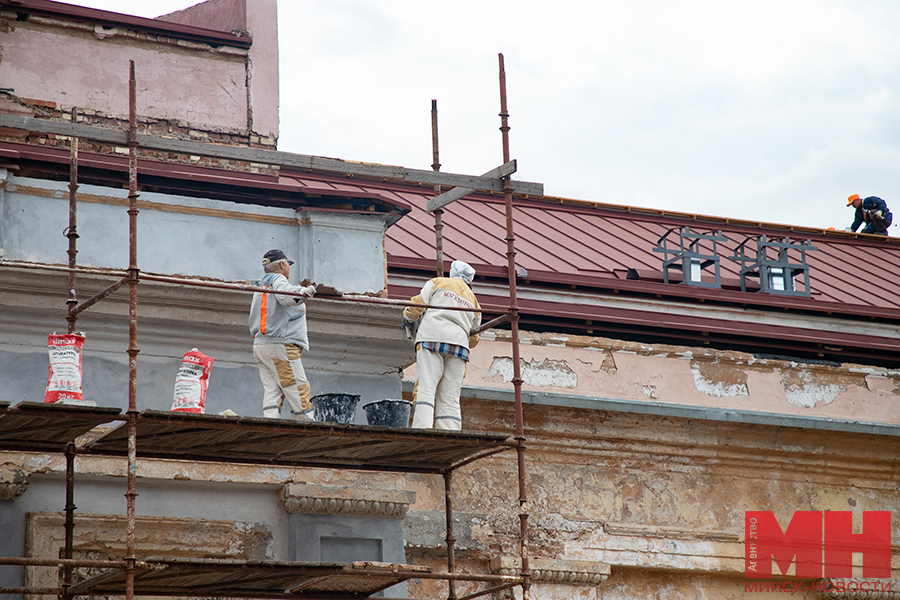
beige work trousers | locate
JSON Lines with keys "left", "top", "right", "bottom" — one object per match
{"left": 411, "top": 347, "right": 466, "bottom": 430}
{"left": 253, "top": 343, "right": 313, "bottom": 420}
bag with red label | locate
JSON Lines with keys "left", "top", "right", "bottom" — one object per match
{"left": 45, "top": 333, "right": 88, "bottom": 404}
{"left": 171, "top": 348, "right": 214, "bottom": 413}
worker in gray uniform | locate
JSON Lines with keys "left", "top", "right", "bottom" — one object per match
{"left": 249, "top": 249, "right": 317, "bottom": 420}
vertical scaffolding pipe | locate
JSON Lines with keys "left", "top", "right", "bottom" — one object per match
{"left": 498, "top": 53, "right": 530, "bottom": 600}
{"left": 431, "top": 99, "right": 444, "bottom": 277}
{"left": 65, "top": 108, "right": 79, "bottom": 334}
{"left": 125, "top": 60, "right": 140, "bottom": 600}
{"left": 61, "top": 442, "right": 75, "bottom": 600}
{"left": 443, "top": 471, "right": 457, "bottom": 600}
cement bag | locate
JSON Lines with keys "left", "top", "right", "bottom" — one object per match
{"left": 171, "top": 348, "right": 214, "bottom": 413}
{"left": 45, "top": 333, "right": 87, "bottom": 404}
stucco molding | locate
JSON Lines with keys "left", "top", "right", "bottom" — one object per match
{"left": 604, "top": 522, "right": 741, "bottom": 543}
{"left": 490, "top": 556, "right": 610, "bottom": 586}
{"left": 279, "top": 483, "right": 415, "bottom": 519}
{"left": 0, "top": 464, "right": 30, "bottom": 500}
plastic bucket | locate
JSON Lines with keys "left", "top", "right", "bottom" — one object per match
{"left": 362, "top": 399, "right": 412, "bottom": 428}
{"left": 311, "top": 393, "right": 360, "bottom": 424}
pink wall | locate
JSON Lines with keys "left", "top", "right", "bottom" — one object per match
{"left": 159, "top": 0, "right": 280, "bottom": 141}
{"left": 405, "top": 332, "right": 900, "bottom": 425}
{"left": 0, "top": 24, "right": 248, "bottom": 130}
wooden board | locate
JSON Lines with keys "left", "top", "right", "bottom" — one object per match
{"left": 85, "top": 410, "right": 511, "bottom": 473}
{"left": 0, "top": 402, "right": 121, "bottom": 451}
{"left": 67, "top": 558, "right": 431, "bottom": 598}
{"left": 0, "top": 114, "right": 543, "bottom": 196}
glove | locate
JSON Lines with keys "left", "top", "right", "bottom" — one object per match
{"left": 844, "top": 227, "right": 854, "bottom": 232}
{"left": 301, "top": 284, "right": 317, "bottom": 297}
{"left": 401, "top": 317, "right": 417, "bottom": 341}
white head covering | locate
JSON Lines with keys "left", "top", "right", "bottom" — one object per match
{"left": 449, "top": 260, "right": 475, "bottom": 284}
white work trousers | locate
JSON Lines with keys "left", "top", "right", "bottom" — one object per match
{"left": 253, "top": 343, "right": 314, "bottom": 420}
{"left": 411, "top": 347, "right": 466, "bottom": 430}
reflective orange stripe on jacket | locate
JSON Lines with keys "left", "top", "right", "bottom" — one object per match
{"left": 259, "top": 289, "right": 268, "bottom": 335}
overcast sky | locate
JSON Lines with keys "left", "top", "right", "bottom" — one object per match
{"left": 75, "top": 1, "right": 900, "bottom": 232}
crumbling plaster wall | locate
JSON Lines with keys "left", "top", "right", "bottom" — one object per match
{"left": 0, "top": 8, "right": 252, "bottom": 134}
{"left": 403, "top": 330, "right": 900, "bottom": 425}
{"left": 158, "top": 0, "right": 280, "bottom": 141}
{"left": 2, "top": 385, "right": 897, "bottom": 600}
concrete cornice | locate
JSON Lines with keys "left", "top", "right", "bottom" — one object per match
{"left": 443, "top": 382, "right": 900, "bottom": 440}
{"left": 490, "top": 557, "right": 610, "bottom": 586}
{"left": 279, "top": 483, "right": 415, "bottom": 519}
{"left": 0, "top": 266, "right": 415, "bottom": 371}
{"left": 0, "top": 464, "right": 30, "bottom": 500}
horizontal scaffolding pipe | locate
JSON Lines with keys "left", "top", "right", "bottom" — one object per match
{"left": 69, "top": 276, "right": 128, "bottom": 317}
{"left": 0, "top": 260, "right": 486, "bottom": 314}
{"left": 457, "top": 581, "right": 521, "bottom": 600}
{"left": 0, "top": 557, "right": 128, "bottom": 568}
{"left": 471, "top": 313, "right": 511, "bottom": 335}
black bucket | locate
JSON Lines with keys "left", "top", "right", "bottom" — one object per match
{"left": 311, "top": 393, "right": 360, "bottom": 424}
{"left": 362, "top": 399, "right": 412, "bottom": 428}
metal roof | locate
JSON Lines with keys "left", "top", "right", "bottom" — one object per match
{"left": 386, "top": 193, "right": 900, "bottom": 320}
{"left": 0, "top": 0, "right": 253, "bottom": 48}
{"left": 0, "top": 141, "right": 413, "bottom": 217}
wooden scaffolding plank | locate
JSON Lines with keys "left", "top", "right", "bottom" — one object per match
{"left": 0, "top": 402, "right": 121, "bottom": 451}
{"left": 83, "top": 410, "right": 511, "bottom": 473}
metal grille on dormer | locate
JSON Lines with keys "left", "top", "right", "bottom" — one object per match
{"left": 653, "top": 226, "right": 727, "bottom": 288}
{"left": 731, "top": 235, "right": 817, "bottom": 297}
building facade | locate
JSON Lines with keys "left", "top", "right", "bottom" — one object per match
{"left": 1, "top": 1, "right": 897, "bottom": 599}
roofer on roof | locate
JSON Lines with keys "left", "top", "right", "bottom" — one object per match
{"left": 847, "top": 194, "right": 893, "bottom": 236}
{"left": 403, "top": 260, "right": 481, "bottom": 430}
{"left": 249, "top": 249, "right": 318, "bottom": 421}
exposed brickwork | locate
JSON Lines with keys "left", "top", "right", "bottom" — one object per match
{"left": 0, "top": 93, "right": 278, "bottom": 175}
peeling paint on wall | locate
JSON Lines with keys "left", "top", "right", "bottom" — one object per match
{"left": 489, "top": 357, "right": 578, "bottom": 388}
{"left": 780, "top": 371, "right": 845, "bottom": 408}
{"left": 690, "top": 362, "right": 749, "bottom": 397}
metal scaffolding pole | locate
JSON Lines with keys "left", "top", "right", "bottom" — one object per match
{"left": 498, "top": 52, "right": 531, "bottom": 600}
{"left": 65, "top": 108, "right": 79, "bottom": 334}
{"left": 432, "top": 99, "right": 445, "bottom": 278}
{"left": 125, "top": 59, "right": 140, "bottom": 600}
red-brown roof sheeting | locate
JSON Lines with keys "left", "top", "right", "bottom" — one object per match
{"left": 386, "top": 192, "right": 900, "bottom": 319}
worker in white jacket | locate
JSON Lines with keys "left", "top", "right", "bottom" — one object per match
{"left": 249, "top": 249, "right": 317, "bottom": 420}
{"left": 403, "top": 260, "right": 481, "bottom": 430}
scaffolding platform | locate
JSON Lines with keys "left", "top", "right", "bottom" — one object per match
{"left": 62, "top": 408, "right": 514, "bottom": 473}
{"left": 0, "top": 401, "right": 121, "bottom": 452}
{"left": 67, "top": 558, "right": 433, "bottom": 599}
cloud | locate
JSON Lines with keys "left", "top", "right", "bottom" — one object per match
{"left": 73, "top": 0, "right": 900, "bottom": 233}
